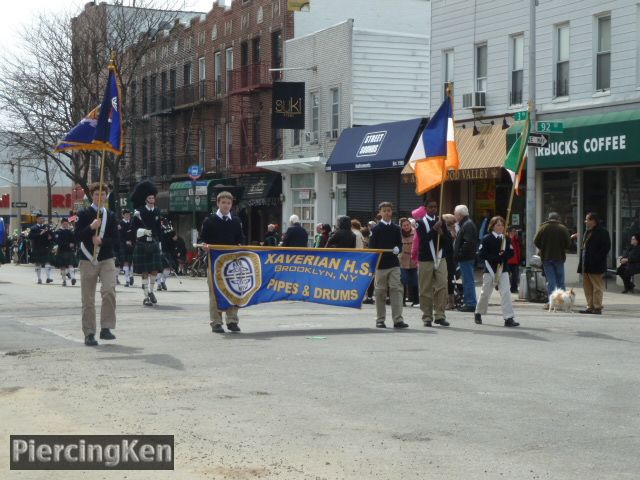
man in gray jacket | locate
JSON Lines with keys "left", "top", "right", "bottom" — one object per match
{"left": 534, "top": 212, "right": 572, "bottom": 297}
{"left": 454, "top": 205, "right": 478, "bottom": 311}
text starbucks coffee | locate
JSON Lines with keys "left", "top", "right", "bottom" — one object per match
{"left": 536, "top": 134, "right": 626, "bottom": 157}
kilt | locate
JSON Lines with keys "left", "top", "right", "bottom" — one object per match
{"left": 118, "top": 243, "right": 134, "bottom": 265}
{"left": 55, "top": 250, "right": 78, "bottom": 268}
{"left": 30, "top": 247, "right": 52, "bottom": 265}
{"left": 133, "top": 240, "right": 163, "bottom": 274}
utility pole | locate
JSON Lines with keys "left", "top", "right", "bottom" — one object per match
{"left": 526, "top": 0, "right": 537, "bottom": 266}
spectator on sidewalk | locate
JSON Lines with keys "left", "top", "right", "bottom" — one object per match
{"left": 399, "top": 217, "right": 418, "bottom": 307}
{"left": 453, "top": 205, "right": 478, "bottom": 312}
{"left": 326, "top": 216, "right": 356, "bottom": 248}
{"left": 576, "top": 212, "right": 611, "bottom": 314}
{"left": 534, "top": 212, "right": 572, "bottom": 299}
{"left": 283, "top": 215, "right": 309, "bottom": 247}
{"left": 351, "top": 219, "right": 364, "bottom": 249}
{"left": 616, "top": 233, "right": 640, "bottom": 294}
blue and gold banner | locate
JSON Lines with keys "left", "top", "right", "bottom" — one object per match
{"left": 206, "top": 246, "right": 382, "bottom": 309}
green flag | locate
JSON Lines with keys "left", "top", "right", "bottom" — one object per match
{"left": 503, "top": 119, "right": 530, "bottom": 195}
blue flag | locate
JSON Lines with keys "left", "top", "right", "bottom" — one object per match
{"left": 55, "top": 62, "right": 124, "bottom": 155}
{"left": 207, "top": 246, "right": 382, "bottom": 309}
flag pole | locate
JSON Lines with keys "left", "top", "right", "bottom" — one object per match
{"left": 435, "top": 82, "right": 454, "bottom": 266}
{"left": 92, "top": 149, "right": 107, "bottom": 261}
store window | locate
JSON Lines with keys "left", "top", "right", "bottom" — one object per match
{"left": 620, "top": 167, "right": 640, "bottom": 252}
{"left": 291, "top": 173, "right": 315, "bottom": 243}
{"left": 542, "top": 171, "right": 578, "bottom": 251}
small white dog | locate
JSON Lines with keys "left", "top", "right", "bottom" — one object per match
{"left": 548, "top": 288, "right": 576, "bottom": 313}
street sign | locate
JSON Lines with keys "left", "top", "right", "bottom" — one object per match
{"left": 536, "top": 121, "right": 564, "bottom": 133}
{"left": 11, "top": 202, "right": 28, "bottom": 208}
{"left": 527, "top": 133, "right": 550, "bottom": 148}
{"left": 514, "top": 111, "right": 529, "bottom": 121}
{"left": 187, "top": 164, "right": 203, "bottom": 180}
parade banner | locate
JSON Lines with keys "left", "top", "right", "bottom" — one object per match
{"left": 206, "top": 246, "right": 381, "bottom": 309}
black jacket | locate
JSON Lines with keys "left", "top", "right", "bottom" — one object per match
{"left": 282, "top": 224, "right": 309, "bottom": 247}
{"left": 74, "top": 206, "right": 118, "bottom": 262}
{"left": 54, "top": 228, "right": 75, "bottom": 252}
{"left": 369, "top": 221, "right": 402, "bottom": 269}
{"left": 578, "top": 225, "right": 611, "bottom": 274}
{"left": 28, "top": 223, "right": 53, "bottom": 251}
{"left": 132, "top": 206, "right": 162, "bottom": 242}
{"left": 119, "top": 219, "right": 136, "bottom": 246}
{"left": 201, "top": 213, "right": 245, "bottom": 246}
{"left": 478, "top": 233, "right": 514, "bottom": 274}
{"left": 621, "top": 244, "right": 640, "bottom": 275}
{"left": 454, "top": 216, "right": 478, "bottom": 262}
{"left": 264, "top": 231, "right": 279, "bottom": 246}
{"left": 326, "top": 217, "right": 356, "bottom": 248}
{"left": 416, "top": 215, "right": 452, "bottom": 262}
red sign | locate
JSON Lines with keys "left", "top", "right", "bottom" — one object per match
{"left": 0, "top": 193, "right": 9, "bottom": 208}
{"left": 0, "top": 193, "right": 73, "bottom": 209}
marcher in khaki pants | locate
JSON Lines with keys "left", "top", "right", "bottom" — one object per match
{"left": 74, "top": 183, "right": 119, "bottom": 346}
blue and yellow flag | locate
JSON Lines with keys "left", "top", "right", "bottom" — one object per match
{"left": 55, "top": 61, "right": 124, "bottom": 155}
{"left": 206, "top": 246, "right": 382, "bottom": 309}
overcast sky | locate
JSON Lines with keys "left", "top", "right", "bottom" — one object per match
{"left": 0, "top": 1, "right": 228, "bottom": 52}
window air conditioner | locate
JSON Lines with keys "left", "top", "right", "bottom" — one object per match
{"left": 462, "top": 92, "right": 486, "bottom": 110}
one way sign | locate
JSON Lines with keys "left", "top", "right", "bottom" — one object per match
{"left": 528, "top": 132, "right": 550, "bottom": 147}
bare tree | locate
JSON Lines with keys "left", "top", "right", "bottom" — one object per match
{"left": 0, "top": 1, "right": 200, "bottom": 214}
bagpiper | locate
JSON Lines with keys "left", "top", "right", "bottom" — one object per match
{"left": 118, "top": 209, "right": 136, "bottom": 287}
{"left": 130, "top": 181, "right": 163, "bottom": 306}
{"left": 53, "top": 218, "right": 77, "bottom": 286}
{"left": 28, "top": 212, "right": 54, "bottom": 284}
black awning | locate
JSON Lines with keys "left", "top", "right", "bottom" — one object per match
{"left": 326, "top": 117, "right": 427, "bottom": 172}
{"left": 236, "top": 173, "right": 281, "bottom": 206}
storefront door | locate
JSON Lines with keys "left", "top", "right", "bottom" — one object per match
{"left": 582, "top": 169, "right": 615, "bottom": 265}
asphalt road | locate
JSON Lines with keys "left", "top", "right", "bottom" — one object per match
{"left": 1, "top": 263, "right": 639, "bottom": 480}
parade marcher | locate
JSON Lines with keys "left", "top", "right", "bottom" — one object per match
{"left": 28, "top": 212, "right": 54, "bottom": 284}
{"left": 361, "top": 225, "right": 375, "bottom": 305}
{"left": 453, "top": 205, "right": 478, "bottom": 312}
{"left": 54, "top": 218, "right": 77, "bottom": 286}
{"left": 75, "top": 182, "right": 118, "bottom": 346}
{"left": 399, "top": 218, "right": 419, "bottom": 308}
{"left": 156, "top": 217, "right": 177, "bottom": 291}
{"left": 442, "top": 213, "right": 458, "bottom": 309}
{"left": 282, "top": 215, "right": 309, "bottom": 247}
{"left": 201, "top": 191, "right": 246, "bottom": 333}
{"left": 326, "top": 215, "right": 356, "bottom": 248}
{"left": 0, "top": 217, "right": 6, "bottom": 265}
{"left": 413, "top": 201, "right": 451, "bottom": 327}
{"left": 474, "top": 216, "right": 519, "bottom": 327}
{"left": 534, "top": 212, "right": 572, "bottom": 299}
{"left": 118, "top": 209, "right": 136, "bottom": 287}
{"left": 507, "top": 226, "right": 522, "bottom": 294}
{"left": 577, "top": 212, "right": 611, "bottom": 314}
{"left": 351, "top": 219, "right": 364, "bottom": 249}
{"left": 617, "top": 234, "right": 640, "bottom": 293}
{"left": 175, "top": 234, "right": 187, "bottom": 275}
{"left": 264, "top": 224, "right": 280, "bottom": 247}
{"left": 131, "top": 181, "right": 163, "bottom": 307}
{"left": 368, "top": 202, "right": 408, "bottom": 329}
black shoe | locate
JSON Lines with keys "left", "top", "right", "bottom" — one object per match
{"left": 143, "top": 296, "right": 153, "bottom": 306}
{"left": 161, "top": 282, "right": 167, "bottom": 291}
{"left": 211, "top": 323, "right": 225, "bottom": 334}
{"left": 393, "top": 321, "right": 409, "bottom": 329}
{"left": 71, "top": 278, "right": 76, "bottom": 286}
{"left": 37, "top": 279, "right": 42, "bottom": 284}
{"left": 46, "top": 278, "right": 53, "bottom": 284}
{"left": 148, "top": 292, "right": 157, "bottom": 304}
{"left": 504, "top": 318, "right": 520, "bottom": 327}
{"left": 129, "top": 277, "right": 134, "bottom": 286}
{"left": 457, "top": 305, "right": 475, "bottom": 312}
{"left": 434, "top": 319, "right": 450, "bottom": 327}
{"left": 66, "top": 272, "right": 71, "bottom": 279}
{"left": 376, "top": 322, "right": 386, "bottom": 328}
{"left": 474, "top": 313, "right": 482, "bottom": 324}
{"left": 579, "top": 308, "right": 594, "bottom": 314}
{"left": 99, "top": 328, "right": 116, "bottom": 340}
{"left": 84, "top": 334, "right": 98, "bottom": 346}
{"left": 424, "top": 320, "right": 433, "bottom": 327}
{"left": 410, "top": 302, "right": 419, "bottom": 307}
{"left": 363, "top": 298, "right": 374, "bottom": 305}
{"left": 62, "top": 280, "right": 67, "bottom": 287}
{"left": 591, "top": 309, "right": 602, "bottom": 315}
{"left": 227, "top": 322, "right": 241, "bottom": 332}
{"left": 385, "top": 298, "right": 391, "bottom": 305}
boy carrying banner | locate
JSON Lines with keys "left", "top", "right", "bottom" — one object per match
{"left": 201, "top": 191, "right": 246, "bottom": 334}
{"left": 368, "top": 202, "right": 408, "bottom": 329}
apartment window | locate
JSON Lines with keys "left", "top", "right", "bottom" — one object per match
{"left": 252, "top": 37, "right": 261, "bottom": 64}
{"left": 130, "top": 80, "right": 137, "bottom": 115}
{"left": 226, "top": 47, "right": 233, "bottom": 93}
{"left": 310, "top": 92, "right": 319, "bottom": 144}
{"left": 226, "top": 123, "right": 232, "bottom": 168}
{"left": 291, "top": 173, "right": 315, "bottom": 243}
{"left": 330, "top": 87, "right": 339, "bottom": 136}
{"left": 215, "top": 124, "right": 223, "bottom": 170}
{"left": 141, "top": 77, "right": 148, "bottom": 114}
{"left": 511, "top": 35, "right": 524, "bottom": 105}
{"left": 475, "top": 44, "right": 487, "bottom": 92}
{"left": 199, "top": 57, "right": 206, "bottom": 97}
{"left": 184, "top": 62, "right": 192, "bottom": 85}
{"left": 555, "top": 24, "right": 570, "bottom": 97}
{"left": 168, "top": 134, "right": 176, "bottom": 175}
{"left": 596, "top": 15, "right": 611, "bottom": 91}
{"left": 443, "top": 49, "right": 454, "bottom": 99}
{"left": 293, "top": 129, "right": 300, "bottom": 147}
{"left": 160, "top": 71, "right": 167, "bottom": 109}
{"left": 169, "top": 69, "right": 176, "bottom": 107}
{"left": 198, "top": 129, "right": 205, "bottom": 168}
{"left": 253, "top": 116, "right": 261, "bottom": 150}
{"left": 271, "top": 30, "right": 283, "bottom": 80}
{"left": 142, "top": 140, "right": 148, "bottom": 177}
{"left": 149, "top": 140, "right": 156, "bottom": 177}
{"left": 214, "top": 52, "right": 222, "bottom": 95}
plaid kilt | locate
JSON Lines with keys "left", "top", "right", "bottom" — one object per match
{"left": 133, "top": 240, "right": 163, "bottom": 274}
{"left": 30, "top": 247, "right": 52, "bottom": 265}
{"left": 118, "top": 243, "right": 134, "bottom": 265}
{"left": 55, "top": 250, "right": 78, "bottom": 268}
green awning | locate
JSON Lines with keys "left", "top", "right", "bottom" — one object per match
{"left": 507, "top": 109, "right": 640, "bottom": 169}
{"left": 169, "top": 178, "right": 235, "bottom": 213}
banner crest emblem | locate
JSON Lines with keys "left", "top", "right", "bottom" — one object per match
{"left": 214, "top": 252, "right": 262, "bottom": 306}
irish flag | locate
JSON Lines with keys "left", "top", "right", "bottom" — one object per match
{"left": 503, "top": 119, "right": 530, "bottom": 195}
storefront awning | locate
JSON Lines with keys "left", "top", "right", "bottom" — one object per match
{"left": 169, "top": 178, "right": 234, "bottom": 213}
{"left": 257, "top": 156, "right": 326, "bottom": 173}
{"left": 507, "top": 109, "right": 640, "bottom": 169}
{"left": 325, "top": 118, "right": 427, "bottom": 172}
{"left": 402, "top": 122, "right": 508, "bottom": 182}
{"left": 236, "top": 173, "right": 281, "bottom": 207}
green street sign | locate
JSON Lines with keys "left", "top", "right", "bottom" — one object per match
{"left": 536, "top": 121, "right": 564, "bottom": 133}
{"left": 514, "top": 111, "right": 529, "bottom": 121}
